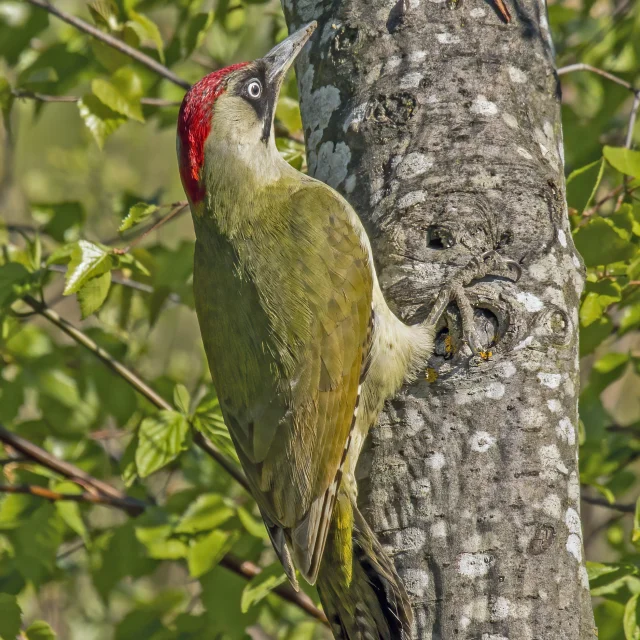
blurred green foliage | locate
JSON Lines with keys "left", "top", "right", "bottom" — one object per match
{"left": 0, "top": 0, "right": 639, "bottom": 637}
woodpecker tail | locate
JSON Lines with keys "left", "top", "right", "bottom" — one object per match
{"left": 316, "top": 488, "right": 413, "bottom": 640}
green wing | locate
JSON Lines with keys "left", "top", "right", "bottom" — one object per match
{"left": 193, "top": 181, "right": 373, "bottom": 582}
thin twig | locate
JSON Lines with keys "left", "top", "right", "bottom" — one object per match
{"left": 557, "top": 63, "right": 636, "bottom": 92}
{"left": 581, "top": 494, "right": 635, "bottom": 514}
{"left": 12, "top": 89, "right": 181, "bottom": 108}
{"left": 24, "top": 0, "right": 191, "bottom": 90}
{"left": 0, "top": 424, "right": 146, "bottom": 515}
{"left": 103, "top": 200, "right": 188, "bottom": 246}
{"left": 220, "top": 555, "right": 328, "bottom": 624}
{"left": 19, "top": 296, "right": 250, "bottom": 493}
{"left": 0, "top": 483, "right": 149, "bottom": 512}
{"left": 625, "top": 91, "right": 640, "bottom": 149}
{"left": 47, "top": 264, "right": 181, "bottom": 302}
{"left": 114, "top": 203, "right": 189, "bottom": 254}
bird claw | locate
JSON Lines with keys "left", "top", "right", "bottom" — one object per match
{"left": 424, "top": 249, "right": 519, "bottom": 356}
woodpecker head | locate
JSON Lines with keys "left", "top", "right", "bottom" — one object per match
{"left": 177, "top": 22, "right": 316, "bottom": 204}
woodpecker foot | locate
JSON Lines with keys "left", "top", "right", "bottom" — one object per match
{"left": 424, "top": 251, "right": 520, "bottom": 354}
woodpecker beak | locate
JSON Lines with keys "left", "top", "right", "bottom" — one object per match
{"left": 263, "top": 22, "right": 317, "bottom": 86}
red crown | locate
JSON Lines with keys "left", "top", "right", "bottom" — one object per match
{"left": 177, "top": 62, "right": 248, "bottom": 203}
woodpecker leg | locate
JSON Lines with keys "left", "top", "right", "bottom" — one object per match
{"left": 423, "top": 251, "right": 520, "bottom": 354}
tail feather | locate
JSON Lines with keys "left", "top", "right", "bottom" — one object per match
{"left": 316, "top": 489, "right": 413, "bottom": 639}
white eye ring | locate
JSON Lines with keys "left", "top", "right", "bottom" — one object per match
{"left": 247, "top": 80, "right": 262, "bottom": 99}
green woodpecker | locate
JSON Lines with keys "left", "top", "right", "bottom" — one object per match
{"left": 177, "top": 22, "right": 518, "bottom": 639}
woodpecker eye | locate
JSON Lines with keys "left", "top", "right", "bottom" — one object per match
{"left": 246, "top": 80, "right": 262, "bottom": 99}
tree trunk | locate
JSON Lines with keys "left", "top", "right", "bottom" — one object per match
{"left": 282, "top": 1, "right": 596, "bottom": 638}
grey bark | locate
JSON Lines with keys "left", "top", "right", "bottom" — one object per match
{"left": 282, "top": 0, "right": 596, "bottom": 638}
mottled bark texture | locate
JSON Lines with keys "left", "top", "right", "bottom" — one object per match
{"left": 282, "top": 0, "right": 596, "bottom": 638}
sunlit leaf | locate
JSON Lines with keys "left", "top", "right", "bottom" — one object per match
{"left": 240, "top": 563, "right": 287, "bottom": 613}
{"left": 127, "top": 10, "right": 164, "bottom": 62}
{"left": 63, "top": 240, "right": 114, "bottom": 295}
{"left": 174, "top": 494, "right": 234, "bottom": 535}
{"left": 78, "top": 94, "right": 126, "bottom": 148}
{"left": 24, "top": 620, "right": 57, "bottom": 640}
{"left": 92, "top": 67, "right": 144, "bottom": 122}
{"left": 77, "top": 272, "right": 111, "bottom": 318}
{"left": 119, "top": 202, "right": 159, "bottom": 232}
{"left": 135, "top": 410, "right": 190, "bottom": 478}
{"left": 625, "top": 593, "right": 640, "bottom": 640}
{"left": 187, "top": 529, "right": 238, "bottom": 578}
{"left": 173, "top": 383, "right": 191, "bottom": 416}
{"left": 604, "top": 146, "right": 640, "bottom": 178}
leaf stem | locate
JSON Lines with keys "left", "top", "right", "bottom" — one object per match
{"left": 23, "top": 0, "right": 191, "bottom": 90}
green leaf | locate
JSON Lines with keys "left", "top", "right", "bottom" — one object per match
{"left": 0, "top": 75, "right": 14, "bottom": 131}
{"left": 590, "top": 352, "right": 629, "bottom": 394}
{"left": 582, "top": 156, "right": 605, "bottom": 213}
{"left": 580, "top": 280, "right": 621, "bottom": 327}
{"left": 173, "top": 384, "right": 191, "bottom": 415}
{"left": 78, "top": 93, "right": 126, "bottom": 148}
{"left": 92, "top": 67, "right": 144, "bottom": 123}
{"left": 0, "top": 262, "right": 34, "bottom": 307}
{"left": 573, "top": 217, "right": 637, "bottom": 267}
{"left": 127, "top": 11, "right": 164, "bottom": 62}
{"left": 192, "top": 392, "right": 236, "bottom": 459}
{"left": 240, "top": 563, "right": 288, "bottom": 613}
{"left": 275, "top": 96, "right": 302, "bottom": 132}
{"left": 77, "top": 272, "right": 111, "bottom": 318}
{"left": 119, "top": 202, "right": 159, "bottom": 232}
{"left": 237, "top": 506, "right": 268, "bottom": 539}
{"left": 187, "top": 529, "right": 238, "bottom": 578}
{"left": 53, "top": 482, "right": 90, "bottom": 546}
{"left": 0, "top": 593, "right": 22, "bottom": 640}
{"left": 620, "top": 304, "right": 640, "bottom": 334}
{"left": 63, "top": 240, "right": 114, "bottom": 295}
{"left": 174, "top": 494, "right": 234, "bottom": 534}
{"left": 134, "top": 509, "right": 188, "bottom": 560}
{"left": 604, "top": 146, "right": 640, "bottom": 178}
{"left": 625, "top": 593, "right": 640, "bottom": 640}
{"left": 135, "top": 410, "right": 190, "bottom": 478}
{"left": 633, "top": 498, "right": 640, "bottom": 546}
{"left": 183, "top": 12, "right": 214, "bottom": 58}
{"left": 25, "top": 620, "right": 57, "bottom": 640}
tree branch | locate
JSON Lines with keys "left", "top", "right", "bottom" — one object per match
{"left": 220, "top": 555, "right": 328, "bottom": 624}
{"left": 0, "top": 426, "right": 327, "bottom": 624}
{"left": 19, "top": 295, "right": 250, "bottom": 492}
{"left": 581, "top": 494, "right": 635, "bottom": 514}
{"left": 0, "top": 483, "right": 149, "bottom": 512}
{"left": 625, "top": 90, "right": 640, "bottom": 150}
{"left": 557, "top": 63, "right": 637, "bottom": 92}
{"left": 23, "top": 0, "right": 191, "bottom": 91}
{"left": 0, "top": 424, "right": 146, "bottom": 515}
{"left": 12, "top": 89, "right": 182, "bottom": 108}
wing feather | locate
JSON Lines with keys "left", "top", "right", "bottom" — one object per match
{"left": 194, "top": 181, "right": 373, "bottom": 583}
